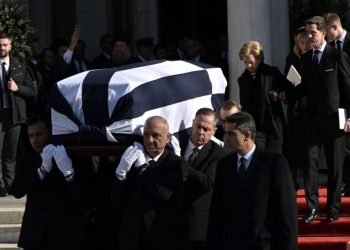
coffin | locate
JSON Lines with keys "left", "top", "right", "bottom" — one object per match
{"left": 49, "top": 60, "right": 227, "bottom": 155}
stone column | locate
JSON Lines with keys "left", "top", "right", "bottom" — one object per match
{"left": 131, "top": 0, "right": 158, "bottom": 43}
{"left": 227, "top": 0, "right": 290, "bottom": 102}
{"left": 75, "top": 0, "right": 113, "bottom": 60}
{"left": 27, "top": 0, "right": 52, "bottom": 48}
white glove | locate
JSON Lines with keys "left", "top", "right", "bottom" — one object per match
{"left": 170, "top": 135, "right": 181, "bottom": 156}
{"left": 115, "top": 146, "right": 140, "bottom": 180}
{"left": 133, "top": 142, "right": 147, "bottom": 168}
{"left": 53, "top": 145, "right": 74, "bottom": 178}
{"left": 40, "top": 144, "right": 56, "bottom": 173}
{"left": 211, "top": 135, "right": 224, "bottom": 147}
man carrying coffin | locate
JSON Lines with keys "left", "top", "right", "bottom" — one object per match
{"left": 114, "top": 116, "right": 185, "bottom": 250}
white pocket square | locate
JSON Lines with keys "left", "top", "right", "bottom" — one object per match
{"left": 325, "top": 68, "right": 334, "bottom": 72}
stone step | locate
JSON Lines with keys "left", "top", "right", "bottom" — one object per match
{"left": 0, "top": 196, "right": 26, "bottom": 208}
{"left": 0, "top": 244, "right": 21, "bottom": 250}
{"left": 0, "top": 196, "right": 25, "bottom": 226}
{"left": 0, "top": 224, "right": 21, "bottom": 243}
{"left": 0, "top": 208, "right": 24, "bottom": 224}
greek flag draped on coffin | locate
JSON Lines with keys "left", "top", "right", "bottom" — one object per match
{"left": 49, "top": 60, "right": 227, "bottom": 148}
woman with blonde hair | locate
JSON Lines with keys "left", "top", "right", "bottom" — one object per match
{"left": 284, "top": 26, "right": 311, "bottom": 75}
{"left": 284, "top": 27, "right": 316, "bottom": 190}
{"left": 238, "top": 41, "right": 291, "bottom": 153}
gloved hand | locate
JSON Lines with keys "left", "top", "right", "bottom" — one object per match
{"left": 211, "top": 135, "right": 224, "bottom": 147}
{"left": 53, "top": 145, "right": 74, "bottom": 178}
{"left": 170, "top": 135, "right": 181, "bottom": 156}
{"left": 115, "top": 146, "right": 140, "bottom": 180}
{"left": 40, "top": 144, "right": 56, "bottom": 173}
{"left": 133, "top": 142, "right": 147, "bottom": 168}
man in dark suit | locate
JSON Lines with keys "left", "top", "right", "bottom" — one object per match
{"left": 93, "top": 34, "right": 113, "bottom": 69}
{"left": 10, "top": 115, "right": 93, "bottom": 250}
{"left": 300, "top": 16, "right": 350, "bottom": 223}
{"left": 214, "top": 100, "right": 241, "bottom": 141}
{"left": 324, "top": 12, "right": 350, "bottom": 197}
{"left": 66, "top": 39, "right": 93, "bottom": 76}
{"left": 182, "top": 108, "right": 226, "bottom": 250}
{"left": 207, "top": 112, "right": 297, "bottom": 250}
{"left": 115, "top": 116, "right": 184, "bottom": 250}
{"left": 0, "top": 32, "right": 34, "bottom": 196}
{"left": 129, "top": 37, "right": 154, "bottom": 63}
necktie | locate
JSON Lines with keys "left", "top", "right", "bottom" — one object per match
{"left": 148, "top": 160, "right": 156, "bottom": 168}
{"left": 1, "top": 62, "right": 9, "bottom": 108}
{"left": 312, "top": 50, "right": 320, "bottom": 64}
{"left": 138, "top": 160, "right": 156, "bottom": 175}
{"left": 238, "top": 157, "right": 247, "bottom": 180}
{"left": 78, "top": 61, "right": 83, "bottom": 72}
{"left": 188, "top": 148, "right": 199, "bottom": 165}
{"left": 336, "top": 40, "right": 342, "bottom": 50}
{"left": 312, "top": 50, "right": 320, "bottom": 73}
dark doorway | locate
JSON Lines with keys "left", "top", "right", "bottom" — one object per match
{"left": 158, "top": 0, "right": 227, "bottom": 45}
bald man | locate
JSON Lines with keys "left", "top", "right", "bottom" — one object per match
{"left": 115, "top": 116, "right": 185, "bottom": 250}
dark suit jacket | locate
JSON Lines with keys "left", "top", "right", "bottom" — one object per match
{"left": 343, "top": 32, "right": 350, "bottom": 55}
{"left": 238, "top": 63, "right": 290, "bottom": 142}
{"left": 7, "top": 56, "right": 34, "bottom": 125}
{"left": 92, "top": 53, "right": 113, "bottom": 69}
{"left": 299, "top": 44, "right": 350, "bottom": 135}
{"left": 330, "top": 32, "right": 350, "bottom": 56}
{"left": 66, "top": 59, "right": 93, "bottom": 77}
{"left": 116, "top": 149, "right": 184, "bottom": 250}
{"left": 11, "top": 151, "right": 94, "bottom": 250}
{"left": 207, "top": 148, "right": 298, "bottom": 250}
{"left": 183, "top": 140, "right": 227, "bottom": 241}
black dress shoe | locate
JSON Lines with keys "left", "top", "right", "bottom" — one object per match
{"left": 304, "top": 209, "right": 320, "bottom": 224}
{"left": 327, "top": 209, "right": 339, "bottom": 222}
{"left": 341, "top": 188, "right": 350, "bottom": 197}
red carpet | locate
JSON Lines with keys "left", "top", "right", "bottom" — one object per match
{"left": 297, "top": 197, "right": 350, "bottom": 214}
{"left": 298, "top": 236, "right": 350, "bottom": 250}
{"left": 298, "top": 186, "right": 350, "bottom": 250}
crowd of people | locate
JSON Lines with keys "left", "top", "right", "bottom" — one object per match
{"left": 0, "top": 12, "right": 349, "bottom": 250}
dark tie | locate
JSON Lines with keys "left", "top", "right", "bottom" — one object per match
{"left": 1, "top": 62, "right": 9, "bottom": 108}
{"left": 312, "top": 50, "right": 320, "bottom": 64}
{"left": 188, "top": 147, "right": 199, "bottom": 165}
{"left": 336, "top": 40, "right": 342, "bottom": 50}
{"left": 78, "top": 61, "right": 84, "bottom": 72}
{"left": 312, "top": 50, "right": 320, "bottom": 73}
{"left": 238, "top": 157, "right": 247, "bottom": 180}
{"left": 148, "top": 159, "right": 156, "bottom": 168}
{"left": 138, "top": 159, "right": 156, "bottom": 175}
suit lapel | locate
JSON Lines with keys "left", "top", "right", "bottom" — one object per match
{"left": 154, "top": 148, "right": 169, "bottom": 169}
{"left": 319, "top": 45, "right": 332, "bottom": 73}
{"left": 142, "top": 149, "right": 170, "bottom": 231}
{"left": 227, "top": 154, "right": 241, "bottom": 195}
{"left": 238, "top": 148, "right": 262, "bottom": 191}
{"left": 343, "top": 33, "right": 350, "bottom": 51}
{"left": 191, "top": 141, "right": 213, "bottom": 169}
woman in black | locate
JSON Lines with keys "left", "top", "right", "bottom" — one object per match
{"left": 238, "top": 41, "right": 291, "bottom": 153}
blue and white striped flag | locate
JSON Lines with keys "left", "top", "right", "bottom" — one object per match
{"left": 49, "top": 60, "right": 227, "bottom": 148}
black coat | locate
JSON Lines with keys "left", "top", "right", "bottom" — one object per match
{"left": 238, "top": 63, "right": 290, "bottom": 142}
{"left": 299, "top": 44, "right": 350, "bottom": 130}
{"left": 207, "top": 148, "right": 298, "bottom": 250}
{"left": 92, "top": 53, "right": 113, "bottom": 69}
{"left": 7, "top": 56, "right": 34, "bottom": 124}
{"left": 11, "top": 151, "right": 94, "bottom": 250}
{"left": 183, "top": 140, "right": 227, "bottom": 241}
{"left": 116, "top": 149, "right": 184, "bottom": 250}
